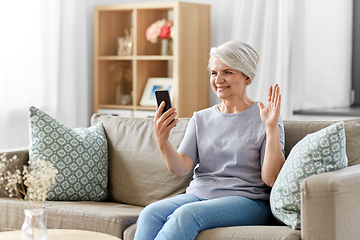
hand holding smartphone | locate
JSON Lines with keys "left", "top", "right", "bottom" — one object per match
{"left": 155, "top": 90, "right": 172, "bottom": 114}
{"left": 155, "top": 90, "right": 175, "bottom": 125}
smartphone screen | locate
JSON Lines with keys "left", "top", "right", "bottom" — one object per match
{"left": 155, "top": 90, "right": 172, "bottom": 114}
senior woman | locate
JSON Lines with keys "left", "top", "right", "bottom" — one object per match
{"left": 134, "top": 40, "right": 285, "bottom": 240}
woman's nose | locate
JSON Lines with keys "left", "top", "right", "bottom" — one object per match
{"left": 214, "top": 74, "right": 223, "bottom": 84}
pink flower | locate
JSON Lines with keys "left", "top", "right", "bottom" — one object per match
{"left": 146, "top": 19, "right": 173, "bottom": 43}
{"left": 146, "top": 22, "right": 162, "bottom": 43}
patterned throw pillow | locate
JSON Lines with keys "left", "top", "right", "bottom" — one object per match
{"left": 29, "top": 106, "right": 108, "bottom": 201}
{"left": 270, "top": 122, "right": 348, "bottom": 230}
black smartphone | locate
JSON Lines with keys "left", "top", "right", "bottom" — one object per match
{"left": 155, "top": 90, "right": 172, "bottom": 114}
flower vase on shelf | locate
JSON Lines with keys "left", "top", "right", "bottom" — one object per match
{"left": 116, "top": 85, "right": 132, "bottom": 105}
{"left": 116, "top": 85, "right": 122, "bottom": 104}
{"left": 145, "top": 19, "right": 173, "bottom": 55}
{"left": 161, "top": 38, "right": 173, "bottom": 56}
{"left": 21, "top": 208, "right": 47, "bottom": 240}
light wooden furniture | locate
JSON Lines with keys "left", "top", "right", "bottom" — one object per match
{"left": 0, "top": 229, "right": 120, "bottom": 240}
{"left": 93, "top": 2, "right": 211, "bottom": 118}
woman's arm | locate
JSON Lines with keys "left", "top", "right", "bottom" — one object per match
{"left": 154, "top": 102, "right": 194, "bottom": 177}
{"left": 258, "top": 84, "right": 285, "bottom": 187}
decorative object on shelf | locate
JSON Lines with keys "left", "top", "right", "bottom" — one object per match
{"left": 161, "top": 38, "right": 173, "bottom": 56}
{"left": 118, "top": 29, "right": 133, "bottom": 56}
{"left": 0, "top": 154, "right": 58, "bottom": 240}
{"left": 146, "top": 19, "right": 173, "bottom": 55}
{"left": 140, "top": 77, "right": 173, "bottom": 106}
{"left": 109, "top": 62, "right": 132, "bottom": 105}
{"left": 116, "top": 85, "right": 132, "bottom": 105}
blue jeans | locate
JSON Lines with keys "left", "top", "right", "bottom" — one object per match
{"left": 134, "top": 194, "right": 271, "bottom": 240}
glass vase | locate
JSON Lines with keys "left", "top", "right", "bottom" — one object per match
{"left": 115, "top": 85, "right": 132, "bottom": 105}
{"left": 21, "top": 208, "right": 47, "bottom": 240}
{"left": 161, "top": 38, "right": 173, "bottom": 56}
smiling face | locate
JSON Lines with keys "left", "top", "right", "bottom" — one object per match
{"left": 210, "top": 57, "right": 250, "bottom": 102}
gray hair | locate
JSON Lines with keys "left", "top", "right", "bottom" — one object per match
{"left": 208, "top": 40, "right": 259, "bottom": 82}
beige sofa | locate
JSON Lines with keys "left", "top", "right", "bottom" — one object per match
{"left": 1, "top": 114, "right": 360, "bottom": 240}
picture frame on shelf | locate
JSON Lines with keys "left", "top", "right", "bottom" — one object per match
{"left": 140, "top": 77, "right": 173, "bottom": 106}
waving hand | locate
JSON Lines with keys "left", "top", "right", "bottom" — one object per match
{"left": 258, "top": 84, "right": 281, "bottom": 129}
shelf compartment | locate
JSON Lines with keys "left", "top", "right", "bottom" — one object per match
{"left": 135, "top": 60, "right": 172, "bottom": 107}
{"left": 137, "top": 8, "right": 173, "bottom": 56}
{"left": 98, "top": 60, "right": 133, "bottom": 106}
{"left": 98, "top": 10, "right": 133, "bottom": 56}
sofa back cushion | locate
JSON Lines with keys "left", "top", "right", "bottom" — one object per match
{"left": 91, "top": 114, "right": 192, "bottom": 207}
{"left": 283, "top": 118, "right": 360, "bottom": 166}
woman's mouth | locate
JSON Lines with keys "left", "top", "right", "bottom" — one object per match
{"left": 217, "top": 86, "right": 230, "bottom": 92}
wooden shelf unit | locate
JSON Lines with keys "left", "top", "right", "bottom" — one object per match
{"left": 93, "top": 2, "right": 210, "bottom": 118}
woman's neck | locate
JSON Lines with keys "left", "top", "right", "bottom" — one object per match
{"left": 218, "top": 98, "right": 255, "bottom": 114}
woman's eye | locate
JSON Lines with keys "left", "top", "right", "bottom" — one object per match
{"left": 225, "top": 71, "right": 232, "bottom": 74}
{"left": 211, "top": 72, "right": 217, "bottom": 76}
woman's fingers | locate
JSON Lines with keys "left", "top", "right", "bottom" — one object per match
{"left": 268, "top": 84, "right": 280, "bottom": 104}
{"left": 277, "top": 93, "right": 281, "bottom": 109}
{"left": 155, "top": 101, "right": 165, "bottom": 119}
{"left": 271, "top": 85, "right": 275, "bottom": 102}
{"left": 275, "top": 85, "right": 280, "bottom": 108}
{"left": 156, "top": 101, "right": 174, "bottom": 121}
{"left": 272, "top": 84, "right": 279, "bottom": 103}
{"left": 273, "top": 85, "right": 278, "bottom": 106}
{"left": 258, "top": 101, "right": 265, "bottom": 110}
{"left": 264, "top": 84, "right": 281, "bottom": 112}
{"left": 154, "top": 102, "right": 178, "bottom": 145}
{"left": 162, "top": 107, "right": 176, "bottom": 124}
{"left": 164, "top": 110, "right": 177, "bottom": 126}
{"left": 268, "top": 86, "right": 273, "bottom": 102}
{"left": 155, "top": 101, "right": 177, "bottom": 129}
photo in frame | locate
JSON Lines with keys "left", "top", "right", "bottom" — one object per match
{"left": 140, "top": 77, "right": 174, "bottom": 106}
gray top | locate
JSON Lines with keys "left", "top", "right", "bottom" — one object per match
{"left": 178, "top": 103, "right": 285, "bottom": 201}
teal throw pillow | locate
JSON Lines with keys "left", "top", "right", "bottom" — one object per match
{"left": 29, "top": 106, "right": 108, "bottom": 201}
{"left": 270, "top": 122, "right": 348, "bottom": 230}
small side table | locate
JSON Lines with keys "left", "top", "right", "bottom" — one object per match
{"left": 0, "top": 229, "right": 120, "bottom": 240}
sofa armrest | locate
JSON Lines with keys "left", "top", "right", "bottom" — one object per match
{"left": 0, "top": 147, "right": 29, "bottom": 198}
{"left": 301, "top": 164, "right": 360, "bottom": 240}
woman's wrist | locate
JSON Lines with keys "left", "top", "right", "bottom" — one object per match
{"left": 157, "top": 139, "right": 171, "bottom": 152}
{"left": 265, "top": 125, "right": 279, "bottom": 136}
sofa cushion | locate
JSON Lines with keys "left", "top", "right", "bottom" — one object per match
{"left": 0, "top": 197, "right": 142, "bottom": 239}
{"left": 123, "top": 223, "right": 301, "bottom": 240}
{"left": 283, "top": 118, "right": 360, "bottom": 166}
{"left": 29, "top": 107, "right": 108, "bottom": 201}
{"left": 91, "top": 115, "right": 192, "bottom": 207}
{"left": 270, "top": 122, "right": 348, "bottom": 229}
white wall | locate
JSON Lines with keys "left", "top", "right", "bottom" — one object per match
{"left": 290, "top": 0, "right": 352, "bottom": 120}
